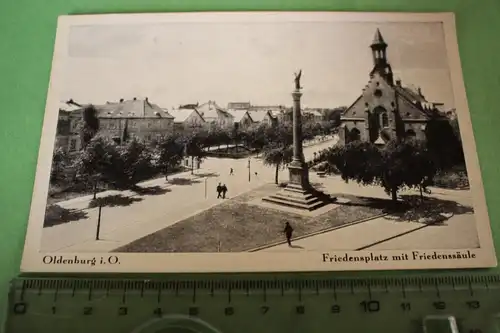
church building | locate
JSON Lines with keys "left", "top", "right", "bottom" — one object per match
{"left": 339, "top": 29, "right": 449, "bottom": 145}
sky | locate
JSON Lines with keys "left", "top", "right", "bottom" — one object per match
{"left": 60, "top": 19, "right": 455, "bottom": 109}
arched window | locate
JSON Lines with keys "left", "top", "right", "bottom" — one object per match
{"left": 381, "top": 113, "right": 389, "bottom": 127}
{"left": 406, "top": 129, "right": 416, "bottom": 138}
{"left": 348, "top": 128, "right": 361, "bottom": 142}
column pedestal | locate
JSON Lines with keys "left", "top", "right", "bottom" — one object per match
{"left": 262, "top": 89, "right": 334, "bottom": 211}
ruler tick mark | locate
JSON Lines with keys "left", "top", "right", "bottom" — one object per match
{"left": 333, "top": 283, "right": 337, "bottom": 301}
{"left": 88, "top": 286, "right": 93, "bottom": 301}
{"left": 192, "top": 285, "right": 197, "bottom": 303}
{"left": 53, "top": 284, "right": 59, "bottom": 303}
{"left": 157, "top": 287, "right": 161, "bottom": 303}
{"left": 228, "top": 287, "right": 232, "bottom": 303}
{"left": 468, "top": 280, "right": 474, "bottom": 296}
{"left": 122, "top": 286, "right": 127, "bottom": 304}
{"left": 368, "top": 285, "right": 372, "bottom": 300}
{"left": 401, "top": 284, "right": 406, "bottom": 299}
{"left": 263, "top": 286, "right": 267, "bottom": 302}
{"left": 435, "top": 281, "right": 441, "bottom": 298}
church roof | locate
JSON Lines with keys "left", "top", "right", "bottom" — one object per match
{"left": 371, "top": 28, "right": 387, "bottom": 46}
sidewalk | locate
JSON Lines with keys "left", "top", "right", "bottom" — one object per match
{"left": 41, "top": 136, "right": 339, "bottom": 253}
{"left": 261, "top": 173, "right": 478, "bottom": 253}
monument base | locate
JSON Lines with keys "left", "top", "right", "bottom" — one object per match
{"left": 262, "top": 162, "right": 335, "bottom": 211}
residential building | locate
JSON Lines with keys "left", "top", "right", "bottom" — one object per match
{"left": 227, "top": 102, "right": 251, "bottom": 110}
{"left": 228, "top": 110, "right": 253, "bottom": 130}
{"left": 248, "top": 110, "right": 276, "bottom": 126}
{"left": 196, "top": 100, "right": 234, "bottom": 128}
{"left": 303, "top": 108, "right": 324, "bottom": 122}
{"left": 56, "top": 97, "right": 175, "bottom": 153}
{"left": 339, "top": 29, "right": 450, "bottom": 145}
{"left": 96, "top": 97, "right": 174, "bottom": 144}
{"left": 169, "top": 107, "right": 206, "bottom": 133}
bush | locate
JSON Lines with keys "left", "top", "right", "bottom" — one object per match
{"left": 433, "top": 167, "right": 470, "bottom": 189}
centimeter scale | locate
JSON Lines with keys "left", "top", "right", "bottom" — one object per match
{"left": 4, "top": 275, "right": 500, "bottom": 333}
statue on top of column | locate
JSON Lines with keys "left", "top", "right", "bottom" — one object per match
{"left": 294, "top": 69, "right": 302, "bottom": 90}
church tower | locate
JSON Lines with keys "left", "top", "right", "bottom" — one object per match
{"left": 370, "top": 29, "right": 394, "bottom": 85}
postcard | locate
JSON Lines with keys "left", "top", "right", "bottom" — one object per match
{"left": 20, "top": 11, "right": 496, "bottom": 272}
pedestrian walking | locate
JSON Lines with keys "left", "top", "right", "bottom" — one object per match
{"left": 229, "top": 168, "right": 234, "bottom": 176}
{"left": 221, "top": 184, "right": 228, "bottom": 199}
{"left": 284, "top": 222, "right": 293, "bottom": 247}
{"left": 216, "top": 183, "right": 222, "bottom": 199}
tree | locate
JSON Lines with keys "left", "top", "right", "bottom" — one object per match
{"left": 379, "top": 139, "right": 436, "bottom": 202}
{"left": 119, "top": 138, "right": 154, "bottom": 187}
{"left": 50, "top": 147, "right": 71, "bottom": 186}
{"left": 425, "top": 119, "right": 464, "bottom": 170}
{"left": 74, "top": 136, "right": 122, "bottom": 199}
{"left": 154, "top": 134, "right": 184, "bottom": 180}
{"left": 322, "top": 139, "right": 436, "bottom": 203}
{"left": 79, "top": 105, "right": 100, "bottom": 148}
{"left": 180, "top": 132, "right": 207, "bottom": 174}
{"left": 262, "top": 145, "right": 293, "bottom": 184}
{"left": 324, "top": 141, "right": 382, "bottom": 186}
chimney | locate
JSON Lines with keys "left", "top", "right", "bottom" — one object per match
{"left": 395, "top": 78, "right": 402, "bottom": 86}
{"left": 119, "top": 98, "right": 124, "bottom": 103}
{"left": 145, "top": 97, "right": 149, "bottom": 103}
{"left": 417, "top": 87, "right": 422, "bottom": 96}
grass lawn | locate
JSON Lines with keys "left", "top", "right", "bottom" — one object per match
{"left": 116, "top": 184, "right": 386, "bottom": 253}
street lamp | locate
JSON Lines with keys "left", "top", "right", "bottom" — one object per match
{"left": 248, "top": 157, "right": 251, "bottom": 182}
{"left": 204, "top": 177, "right": 207, "bottom": 199}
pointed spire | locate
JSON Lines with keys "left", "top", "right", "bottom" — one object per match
{"left": 371, "top": 28, "right": 387, "bottom": 47}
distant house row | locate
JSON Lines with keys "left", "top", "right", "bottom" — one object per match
{"left": 55, "top": 98, "right": 333, "bottom": 154}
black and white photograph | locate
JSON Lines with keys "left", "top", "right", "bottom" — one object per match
{"left": 21, "top": 12, "right": 496, "bottom": 272}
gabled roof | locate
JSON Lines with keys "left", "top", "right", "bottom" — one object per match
{"left": 228, "top": 110, "right": 249, "bottom": 122}
{"left": 58, "top": 101, "right": 82, "bottom": 112}
{"left": 169, "top": 108, "right": 204, "bottom": 122}
{"left": 248, "top": 110, "right": 271, "bottom": 122}
{"left": 197, "top": 101, "right": 233, "bottom": 120}
{"left": 95, "top": 98, "right": 174, "bottom": 119}
{"left": 394, "top": 86, "right": 446, "bottom": 118}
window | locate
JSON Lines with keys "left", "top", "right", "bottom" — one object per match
{"left": 145, "top": 135, "right": 152, "bottom": 141}
{"left": 147, "top": 122, "right": 152, "bottom": 128}
{"left": 348, "top": 128, "right": 361, "bottom": 142}
{"left": 374, "top": 89, "right": 383, "bottom": 98}
{"left": 382, "top": 113, "right": 389, "bottom": 127}
{"left": 69, "top": 139, "right": 77, "bottom": 151}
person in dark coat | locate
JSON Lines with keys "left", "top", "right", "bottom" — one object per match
{"left": 221, "top": 184, "right": 228, "bottom": 199}
{"left": 284, "top": 222, "right": 293, "bottom": 246}
{"left": 216, "top": 183, "right": 222, "bottom": 199}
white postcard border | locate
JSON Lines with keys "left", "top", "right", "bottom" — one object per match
{"left": 20, "top": 11, "right": 497, "bottom": 273}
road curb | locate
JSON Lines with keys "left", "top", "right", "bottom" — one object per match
{"left": 247, "top": 212, "right": 388, "bottom": 252}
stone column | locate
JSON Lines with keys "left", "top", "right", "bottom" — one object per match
{"left": 287, "top": 89, "right": 310, "bottom": 188}
{"left": 291, "top": 90, "right": 304, "bottom": 163}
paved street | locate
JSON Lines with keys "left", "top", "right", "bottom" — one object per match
{"left": 41, "top": 136, "right": 338, "bottom": 252}
{"left": 41, "top": 133, "right": 479, "bottom": 254}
